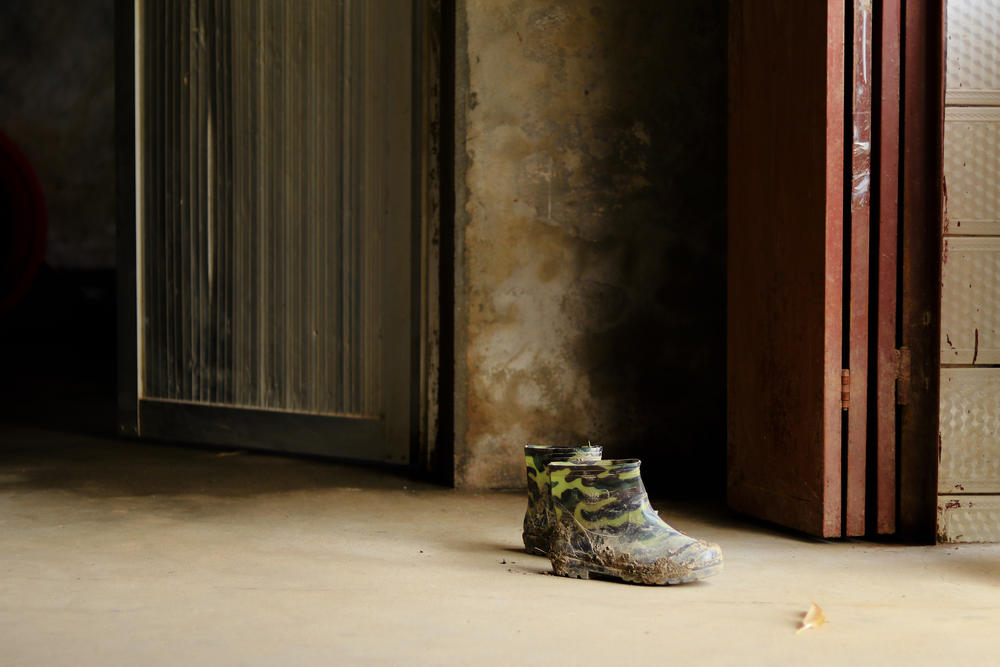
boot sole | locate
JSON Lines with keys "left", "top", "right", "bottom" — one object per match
{"left": 552, "top": 557, "right": 722, "bottom": 585}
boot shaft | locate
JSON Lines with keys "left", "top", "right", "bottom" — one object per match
{"left": 547, "top": 459, "right": 650, "bottom": 531}
{"left": 524, "top": 444, "right": 602, "bottom": 504}
{"left": 522, "top": 444, "right": 602, "bottom": 555}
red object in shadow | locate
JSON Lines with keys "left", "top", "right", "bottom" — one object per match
{"left": 0, "top": 132, "right": 48, "bottom": 314}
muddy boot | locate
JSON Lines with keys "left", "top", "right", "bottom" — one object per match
{"left": 547, "top": 459, "right": 723, "bottom": 584}
{"left": 522, "top": 444, "right": 602, "bottom": 555}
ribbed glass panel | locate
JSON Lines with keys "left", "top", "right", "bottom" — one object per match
{"left": 137, "top": 0, "right": 387, "bottom": 417}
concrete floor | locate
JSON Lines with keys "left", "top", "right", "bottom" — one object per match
{"left": 2, "top": 423, "right": 999, "bottom": 666}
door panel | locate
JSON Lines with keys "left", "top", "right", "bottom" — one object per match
{"left": 727, "top": 0, "right": 846, "bottom": 537}
{"left": 939, "top": 368, "right": 1000, "bottom": 494}
{"left": 121, "top": 0, "right": 417, "bottom": 465}
{"left": 846, "top": 0, "right": 874, "bottom": 536}
{"left": 728, "top": 0, "right": 892, "bottom": 537}
{"left": 727, "top": 0, "right": 949, "bottom": 541}
{"left": 873, "top": 0, "right": 902, "bottom": 534}
{"left": 138, "top": 1, "right": 384, "bottom": 416}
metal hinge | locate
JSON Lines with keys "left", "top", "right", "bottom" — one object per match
{"left": 841, "top": 369, "right": 850, "bottom": 411}
{"left": 895, "top": 347, "right": 911, "bottom": 406}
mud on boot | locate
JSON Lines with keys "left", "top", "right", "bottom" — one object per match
{"left": 522, "top": 444, "right": 602, "bottom": 556}
{"left": 546, "top": 459, "right": 723, "bottom": 585}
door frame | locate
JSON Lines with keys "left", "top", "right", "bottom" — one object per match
{"left": 115, "top": 0, "right": 443, "bottom": 476}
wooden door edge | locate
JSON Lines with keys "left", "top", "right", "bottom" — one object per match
{"left": 871, "top": 0, "right": 903, "bottom": 536}
{"left": 897, "top": 0, "right": 944, "bottom": 544}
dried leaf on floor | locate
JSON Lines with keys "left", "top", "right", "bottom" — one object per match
{"left": 796, "top": 602, "right": 826, "bottom": 635}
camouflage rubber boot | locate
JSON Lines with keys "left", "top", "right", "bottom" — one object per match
{"left": 547, "top": 459, "right": 723, "bottom": 584}
{"left": 522, "top": 444, "right": 602, "bottom": 556}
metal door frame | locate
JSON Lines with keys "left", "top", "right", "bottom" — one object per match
{"left": 115, "top": 0, "right": 439, "bottom": 473}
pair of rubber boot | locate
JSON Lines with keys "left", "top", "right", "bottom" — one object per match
{"left": 522, "top": 444, "right": 723, "bottom": 585}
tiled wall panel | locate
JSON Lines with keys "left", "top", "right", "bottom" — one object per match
{"left": 943, "top": 107, "right": 1000, "bottom": 235}
{"left": 938, "top": 495, "right": 1000, "bottom": 542}
{"left": 946, "top": 0, "right": 1000, "bottom": 104}
{"left": 938, "top": 368, "right": 1000, "bottom": 493}
{"left": 940, "top": 237, "right": 1000, "bottom": 364}
{"left": 939, "top": 1, "right": 1000, "bottom": 542}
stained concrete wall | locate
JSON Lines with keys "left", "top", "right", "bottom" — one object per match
{"left": 1, "top": 0, "right": 116, "bottom": 269}
{"left": 454, "top": 1, "right": 728, "bottom": 494}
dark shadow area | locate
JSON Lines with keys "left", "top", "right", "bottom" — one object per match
{"left": 568, "top": 2, "right": 729, "bottom": 500}
{"left": 1, "top": 267, "right": 117, "bottom": 436}
{"left": 0, "top": 268, "right": 423, "bottom": 499}
{"left": 2, "top": 0, "right": 118, "bottom": 439}
{"left": 0, "top": 430, "right": 421, "bottom": 499}
{"left": 644, "top": 496, "right": 850, "bottom": 545}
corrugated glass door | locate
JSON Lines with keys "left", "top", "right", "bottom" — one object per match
{"left": 118, "top": 0, "right": 417, "bottom": 465}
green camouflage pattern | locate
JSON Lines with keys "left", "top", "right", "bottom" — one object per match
{"left": 547, "top": 459, "right": 723, "bottom": 584}
{"left": 522, "top": 444, "right": 602, "bottom": 555}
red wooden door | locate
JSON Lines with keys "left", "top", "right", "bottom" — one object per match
{"left": 727, "top": 0, "right": 847, "bottom": 538}
{"left": 872, "top": 0, "right": 903, "bottom": 536}
{"left": 727, "top": 0, "right": 882, "bottom": 537}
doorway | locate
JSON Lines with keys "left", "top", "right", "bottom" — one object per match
{"left": 117, "top": 0, "right": 437, "bottom": 469}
